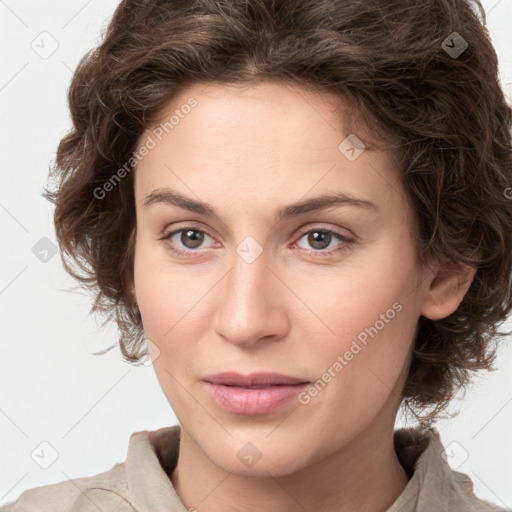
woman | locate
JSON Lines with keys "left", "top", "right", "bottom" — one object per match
{"left": 2, "top": 0, "right": 511, "bottom": 510}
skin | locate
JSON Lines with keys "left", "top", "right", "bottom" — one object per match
{"left": 130, "top": 81, "right": 475, "bottom": 512}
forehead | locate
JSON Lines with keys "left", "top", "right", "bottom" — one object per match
{"left": 149, "top": 81, "right": 348, "bottom": 152}
{"left": 132, "top": 81, "right": 405, "bottom": 218}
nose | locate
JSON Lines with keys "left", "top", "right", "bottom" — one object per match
{"left": 212, "top": 245, "right": 289, "bottom": 348}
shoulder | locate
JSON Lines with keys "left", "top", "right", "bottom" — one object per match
{"left": 0, "top": 426, "right": 181, "bottom": 512}
{"left": 390, "top": 427, "right": 508, "bottom": 512}
{"left": 0, "top": 462, "right": 135, "bottom": 512}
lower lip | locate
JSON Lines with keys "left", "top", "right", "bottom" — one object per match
{"left": 204, "top": 382, "right": 309, "bottom": 415}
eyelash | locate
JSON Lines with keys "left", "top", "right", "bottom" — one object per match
{"left": 159, "top": 224, "right": 354, "bottom": 259}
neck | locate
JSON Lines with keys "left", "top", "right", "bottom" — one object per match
{"left": 170, "top": 420, "right": 409, "bottom": 512}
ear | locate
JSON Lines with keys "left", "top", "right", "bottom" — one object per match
{"left": 420, "top": 263, "right": 477, "bottom": 321}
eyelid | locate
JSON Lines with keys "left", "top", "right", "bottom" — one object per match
{"left": 161, "top": 222, "right": 355, "bottom": 263}
{"left": 293, "top": 223, "right": 354, "bottom": 240}
{"left": 160, "top": 223, "right": 216, "bottom": 245}
{"left": 161, "top": 221, "right": 354, "bottom": 244}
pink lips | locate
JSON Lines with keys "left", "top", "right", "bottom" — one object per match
{"left": 203, "top": 372, "right": 309, "bottom": 415}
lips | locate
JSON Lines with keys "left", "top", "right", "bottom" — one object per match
{"left": 202, "top": 372, "right": 310, "bottom": 415}
{"left": 203, "top": 371, "right": 309, "bottom": 387}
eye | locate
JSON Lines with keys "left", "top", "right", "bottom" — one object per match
{"left": 159, "top": 225, "right": 354, "bottom": 259}
{"left": 294, "top": 227, "right": 354, "bottom": 257}
{"left": 160, "top": 226, "right": 215, "bottom": 257}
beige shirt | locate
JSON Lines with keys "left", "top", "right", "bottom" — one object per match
{"left": 1, "top": 424, "right": 507, "bottom": 511}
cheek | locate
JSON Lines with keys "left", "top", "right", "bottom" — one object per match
{"left": 133, "top": 240, "right": 216, "bottom": 371}
{"left": 133, "top": 240, "right": 180, "bottom": 348}
{"left": 300, "top": 302, "right": 415, "bottom": 443}
{"left": 134, "top": 236, "right": 189, "bottom": 322}
{"left": 312, "top": 291, "right": 412, "bottom": 398}
{"left": 302, "top": 241, "right": 416, "bottom": 345}
{"left": 301, "top": 248, "right": 419, "bottom": 398}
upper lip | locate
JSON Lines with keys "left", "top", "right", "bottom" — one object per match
{"left": 203, "top": 372, "right": 309, "bottom": 387}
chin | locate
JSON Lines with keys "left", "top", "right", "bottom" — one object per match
{"left": 201, "top": 434, "right": 315, "bottom": 478}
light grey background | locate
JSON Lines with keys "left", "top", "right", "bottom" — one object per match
{"left": 1, "top": 0, "right": 511, "bottom": 508}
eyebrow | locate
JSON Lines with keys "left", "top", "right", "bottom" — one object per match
{"left": 143, "top": 187, "right": 378, "bottom": 221}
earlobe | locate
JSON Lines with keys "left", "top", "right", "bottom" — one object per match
{"left": 420, "top": 264, "right": 477, "bottom": 321}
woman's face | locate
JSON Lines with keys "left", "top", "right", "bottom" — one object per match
{"left": 132, "top": 81, "right": 431, "bottom": 476}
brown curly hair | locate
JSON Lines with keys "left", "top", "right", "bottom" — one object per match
{"left": 43, "top": 0, "right": 512, "bottom": 425}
